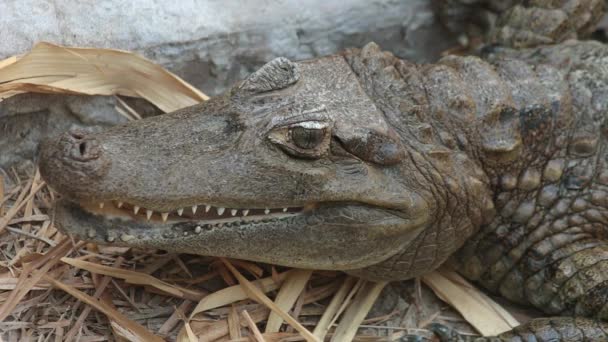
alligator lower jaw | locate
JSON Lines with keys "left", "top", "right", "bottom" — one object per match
{"left": 54, "top": 199, "right": 421, "bottom": 270}
{"left": 78, "top": 200, "right": 308, "bottom": 224}
{"left": 54, "top": 199, "right": 307, "bottom": 243}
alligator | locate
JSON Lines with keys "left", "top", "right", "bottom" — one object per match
{"left": 38, "top": 0, "right": 608, "bottom": 340}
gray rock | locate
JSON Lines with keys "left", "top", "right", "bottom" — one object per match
{"left": 0, "top": 0, "right": 456, "bottom": 95}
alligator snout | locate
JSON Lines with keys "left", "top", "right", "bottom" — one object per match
{"left": 39, "top": 130, "right": 111, "bottom": 200}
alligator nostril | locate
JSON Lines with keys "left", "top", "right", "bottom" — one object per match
{"left": 63, "top": 131, "right": 102, "bottom": 162}
{"left": 78, "top": 141, "right": 87, "bottom": 156}
{"left": 70, "top": 131, "right": 85, "bottom": 140}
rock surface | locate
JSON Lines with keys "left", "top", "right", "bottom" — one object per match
{"left": 0, "top": 0, "right": 456, "bottom": 95}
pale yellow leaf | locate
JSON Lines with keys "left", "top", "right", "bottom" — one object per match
{"left": 242, "top": 309, "right": 266, "bottom": 342}
{"left": 265, "top": 269, "right": 312, "bottom": 333}
{"left": 221, "top": 259, "right": 319, "bottom": 342}
{"left": 0, "top": 55, "right": 17, "bottom": 69}
{"left": 184, "top": 321, "right": 198, "bottom": 342}
{"left": 190, "top": 269, "right": 293, "bottom": 317}
{"left": 61, "top": 257, "right": 204, "bottom": 300}
{"left": 0, "top": 42, "right": 208, "bottom": 112}
{"left": 330, "top": 281, "right": 387, "bottom": 342}
{"left": 177, "top": 307, "right": 270, "bottom": 342}
{"left": 421, "top": 268, "right": 520, "bottom": 336}
{"left": 312, "top": 276, "right": 357, "bottom": 340}
{"left": 228, "top": 305, "right": 243, "bottom": 339}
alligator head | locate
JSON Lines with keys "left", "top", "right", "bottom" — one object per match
{"left": 39, "top": 44, "right": 493, "bottom": 279}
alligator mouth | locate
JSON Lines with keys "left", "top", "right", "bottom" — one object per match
{"left": 78, "top": 200, "right": 308, "bottom": 224}
{"left": 52, "top": 197, "right": 420, "bottom": 271}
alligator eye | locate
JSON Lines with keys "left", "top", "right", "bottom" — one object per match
{"left": 290, "top": 124, "right": 326, "bottom": 149}
{"left": 268, "top": 121, "right": 330, "bottom": 159}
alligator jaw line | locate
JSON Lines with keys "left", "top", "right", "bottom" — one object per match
{"left": 80, "top": 200, "right": 306, "bottom": 223}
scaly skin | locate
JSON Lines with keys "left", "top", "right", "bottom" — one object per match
{"left": 436, "top": 0, "right": 606, "bottom": 47}
{"left": 38, "top": 2, "right": 608, "bottom": 340}
{"left": 419, "top": 318, "right": 608, "bottom": 341}
{"left": 454, "top": 41, "right": 608, "bottom": 320}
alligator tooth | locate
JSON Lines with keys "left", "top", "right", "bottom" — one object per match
{"left": 231, "top": 209, "right": 237, "bottom": 216}
{"left": 194, "top": 226, "right": 202, "bottom": 234}
{"left": 283, "top": 208, "right": 288, "bottom": 212}
{"left": 87, "top": 229, "right": 97, "bottom": 238}
{"left": 264, "top": 208, "right": 270, "bottom": 215}
{"left": 192, "top": 205, "right": 198, "bottom": 214}
{"left": 99, "top": 202, "right": 105, "bottom": 209}
{"left": 120, "top": 233, "right": 135, "bottom": 242}
{"left": 177, "top": 208, "right": 184, "bottom": 216}
{"left": 146, "top": 210, "right": 153, "bottom": 220}
{"left": 243, "top": 209, "right": 249, "bottom": 216}
{"left": 133, "top": 206, "right": 140, "bottom": 214}
{"left": 117, "top": 202, "right": 124, "bottom": 208}
{"left": 217, "top": 207, "right": 225, "bottom": 215}
{"left": 161, "top": 213, "right": 169, "bottom": 222}
{"left": 205, "top": 205, "right": 211, "bottom": 213}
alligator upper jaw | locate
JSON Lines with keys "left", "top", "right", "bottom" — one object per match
{"left": 53, "top": 198, "right": 427, "bottom": 271}
{"left": 78, "top": 198, "right": 309, "bottom": 224}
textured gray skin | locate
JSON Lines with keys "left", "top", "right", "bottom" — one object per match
{"left": 39, "top": 0, "right": 608, "bottom": 340}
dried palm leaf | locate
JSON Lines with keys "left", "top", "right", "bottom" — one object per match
{"left": 0, "top": 42, "right": 208, "bottom": 112}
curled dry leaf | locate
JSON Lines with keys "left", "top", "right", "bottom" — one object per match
{"left": 265, "top": 269, "right": 312, "bottom": 333}
{"left": 421, "top": 267, "right": 520, "bottom": 336}
{"left": 190, "top": 270, "right": 293, "bottom": 318}
{"left": 61, "top": 257, "right": 205, "bottom": 300}
{"left": 0, "top": 42, "right": 208, "bottom": 112}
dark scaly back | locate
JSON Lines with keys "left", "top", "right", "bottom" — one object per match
{"left": 423, "top": 317, "right": 608, "bottom": 341}
{"left": 345, "top": 39, "right": 608, "bottom": 324}
{"left": 454, "top": 41, "right": 608, "bottom": 319}
{"left": 495, "top": 317, "right": 608, "bottom": 341}
{"left": 435, "top": 0, "right": 606, "bottom": 48}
